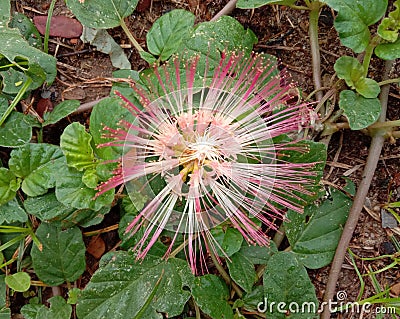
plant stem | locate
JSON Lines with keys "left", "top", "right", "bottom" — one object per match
{"left": 119, "top": 17, "right": 144, "bottom": 53}
{"left": 308, "top": 1, "right": 324, "bottom": 107}
{"left": 272, "top": 224, "right": 285, "bottom": 248}
{"left": 369, "top": 119, "right": 400, "bottom": 129}
{"left": 193, "top": 298, "right": 201, "bottom": 319}
{"left": 362, "top": 36, "right": 380, "bottom": 78}
{"left": 206, "top": 236, "right": 243, "bottom": 298}
{"left": 289, "top": 5, "right": 310, "bottom": 10}
{"left": 378, "top": 77, "right": 400, "bottom": 86}
{"left": 0, "top": 77, "right": 32, "bottom": 126}
{"left": 37, "top": 128, "right": 43, "bottom": 143}
{"left": 321, "top": 59, "right": 394, "bottom": 319}
{"left": 44, "top": 0, "right": 57, "bottom": 54}
{"left": 169, "top": 234, "right": 197, "bottom": 258}
{"left": 392, "top": 131, "right": 400, "bottom": 138}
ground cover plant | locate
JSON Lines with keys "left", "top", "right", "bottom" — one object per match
{"left": 0, "top": 0, "right": 399, "bottom": 318}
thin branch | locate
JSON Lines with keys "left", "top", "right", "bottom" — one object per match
{"left": 321, "top": 59, "right": 394, "bottom": 319}
{"left": 72, "top": 97, "right": 107, "bottom": 114}
{"left": 211, "top": 0, "right": 238, "bottom": 21}
{"left": 206, "top": 236, "right": 243, "bottom": 298}
{"left": 308, "top": 2, "right": 324, "bottom": 105}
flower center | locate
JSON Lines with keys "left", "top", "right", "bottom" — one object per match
{"left": 179, "top": 136, "right": 220, "bottom": 182}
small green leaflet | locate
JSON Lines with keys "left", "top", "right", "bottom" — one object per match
{"left": 339, "top": 90, "right": 381, "bottom": 130}
{"left": 60, "top": 122, "right": 97, "bottom": 171}
{"left": 323, "top": 0, "right": 388, "bottom": 52}
{"left": 334, "top": 56, "right": 380, "bottom": 98}
{"left": 377, "top": 0, "right": 400, "bottom": 42}
{"left": 5, "top": 272, "right": 30, "bottom": 292}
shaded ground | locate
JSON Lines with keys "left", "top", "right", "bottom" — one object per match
{"left": 11, "top": 0, "right": 400, "bottom": 318}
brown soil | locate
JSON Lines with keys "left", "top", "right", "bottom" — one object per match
{"left": 10, "top": 0, "right": 400, "bottom": 318}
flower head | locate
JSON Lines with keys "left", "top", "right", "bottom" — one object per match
{"left": 96, "top": 52, "right": 318, "bottom": 273}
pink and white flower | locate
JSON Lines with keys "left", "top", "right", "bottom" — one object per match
{"left": 96, "top": 52, "right": 318, "bottom": 273}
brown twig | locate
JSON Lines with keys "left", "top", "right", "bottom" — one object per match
{"left": 308, "top": 2, "right": 324, "bottom": 104}
{"left": 72, "top": 97, "right": 108, "bottom": 114}
{"left": 211, "top": 0, "right": 238, "bottom": 21}
{"left": 321, "top": 59, "right": 394, "bottom": 319}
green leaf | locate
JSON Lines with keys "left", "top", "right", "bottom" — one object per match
{"left": 191, "top": 274, "right": 234, "bottom": 319}
{"left": 90, "top": 96, "right": 136, "bottom": 160}
{"left": 323, "top": 0, "right": 388, "bottom": 52}
{"left": 5, "top": 272, "right": 30, "bottom": 292}
{"left": 9, "top": 13, "right": 42, "bottom": 49}
{"left": 285, "top": 188, "right": 351, "bottom": 269}
{"left": 60, "top": 122, "right": 96, "bottom": 170}
{"left": 181, "top": 16, "right": 257, "bottom": 70}
{"left": 147, "top": 10, "right": 195, "bottom": 61}
{"left": 262, "top": 252, "right": 318, "bottom": 318}
{"left": 339, "top": 90, "right": 381, "bottom": 130}
{"left": 77, "top": 251, "right": 193, "bottom": 319}
{"left": 237, "top": 0, "right": 296, "bottom": 9}
{"left": 377, "top": 0, "right": 400, "bottom": 42}
{"left": 227, "top": 241, "right": 277, "bottom": 294}
{"left": 9, "top": 143, "right": 65, "bottom": 196}
{"left": 0, "top": 111, "right": 32, "bottom": 147}
{"left": 375, "top": 38, "right": 400, "bottom": 60}
{"left": 334, "top": 56, "right": 363, "bottom": 86}
{"left": 212, "top": 227, "right": 243, "bottom": 257}
{"left": 82, "top": 167, "right": 98, "bottom": 188}
{"left": 67, "top": 287, "right": 81, "bottom": 304}
{"left": 0, "top": 26, "right": 56, "bottom": 84}
{"left": 65, "top": 0, "right": 139, "bottom": 29}
{"left": 139, "top": 51, "right": 157, "bottom": 64}
{"left": 0, "top": 63, "right": 45, "bottom": 94}
{"left": 238, "top": 241, "right": 277, "bottom": 265}
{"left": 334, "top": 56, "right": 379, "bottom": 98}
{"left": 0, "top": 168, "right": 20, "bottom": 205}
{"left": 0, "top": 275, "right": 6, "bottom": 308}
{"left": 0, "top": 198, "right": 27, "bottom": 223}
{"left": 21, "top": 296, "right": 72, "bottom": 319}
{"left": 42, "top": 100, "right": 80, "bottom": 126}
{"left": 31, "top": 223, "right": 86, "bottom": 286}
{"left": 0, "top": 0, "right": 10, "bottom": 24}
{"left": 280, "top": 140, "right": 326, "bottom": 204}
{"left": 227, "top": 252, "right": 256, "bottom": 293}
{"left": 0, "top": 309, "right": 10, "bottom": 319}
{"left": 355, "top": 77, "right": 380, "bottom": 98}
{"left": 241, "top": 285, "right": 264, "bottom": 312}
{"left": 24, "top": 192, "right": 108, "bottom": 227}
{"left": 110, "top": 69, "right": 141, "bottom": 103}
{"left": 55, "top": 166, "right": 113, "bottom": 211}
